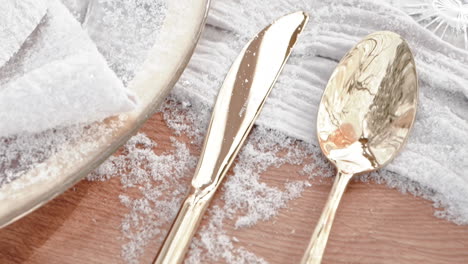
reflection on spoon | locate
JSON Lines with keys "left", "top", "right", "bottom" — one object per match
{"left": 301, "top": 31, "right": 419, "bottom": 264}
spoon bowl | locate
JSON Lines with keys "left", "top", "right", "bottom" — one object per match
{"left": 302, "top": 31, "right": 418, "bottom": 263}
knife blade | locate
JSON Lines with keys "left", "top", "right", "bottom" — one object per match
{"left": 154, "top": 11, "right": 309, "bottom": 264}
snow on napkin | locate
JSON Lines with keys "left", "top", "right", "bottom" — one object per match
{"left": 63, "top": 0, "right": 168, "bottom": 85}
{"left": 0, "top": 0, "right": 47, "bottom": 68}
{"left": 0, "top": 0, "right": 137, "bottom": 137}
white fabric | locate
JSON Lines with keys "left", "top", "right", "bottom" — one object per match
{"left": 61, "top": 0, "right": 167, "bottom": 85}
{"left": 0, "top": 0, "right": 47, "bottom": 68}
{"left": 173, "top": 0, "right": 468, "bottom": 223}
{"left": 0, "top": 0, "right": 137, "bottom": 137}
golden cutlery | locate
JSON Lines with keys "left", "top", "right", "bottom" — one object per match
{"left": 154, "top": 11, "right": 309, "bottom": 264}
{"left": 301, "top": 31, "right": 418, "bottom": 264}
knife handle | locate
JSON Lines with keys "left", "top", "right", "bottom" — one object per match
{"left": 153, "top": 187, "right": 213, "bottom": 264}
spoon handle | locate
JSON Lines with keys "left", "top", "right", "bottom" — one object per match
{"left": 301, "top": 171, "right": 353, "bottom": 264}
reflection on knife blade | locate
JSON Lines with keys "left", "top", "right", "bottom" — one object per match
{"left": 154, "top": 11, "right": 309, "bottom": 264}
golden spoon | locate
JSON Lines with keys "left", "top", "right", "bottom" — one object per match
{"left": 301, "top": 31, "right": 418, "bottom": 264}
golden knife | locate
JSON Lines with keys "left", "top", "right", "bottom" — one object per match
{"left": 154, "top": 11, "right": 309, "bottom": 264}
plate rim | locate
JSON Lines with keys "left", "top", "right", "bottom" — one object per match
{"left": 0, "top": 0, "right": 211, "bottom": 228}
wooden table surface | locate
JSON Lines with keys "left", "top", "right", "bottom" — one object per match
{"left": 1, "top": 113, "right": 468, "bottom": 264}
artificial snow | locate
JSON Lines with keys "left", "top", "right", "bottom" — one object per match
{"left": 0, "top": 0, "right": 137, "bottom": 137}
{"left": 0, "top": 0, "right": 47, "bottom": 68}
{"left": 89, "top": 132, "right": 198, "bottom": 264}
{"left": 63, "top": 0, "right": 168, "bottom": 85}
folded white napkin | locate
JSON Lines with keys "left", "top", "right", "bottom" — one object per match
{"left": 63, "top": 0, "right": 167, "bottom": 85}
{"left": 0, "top": 0, "right": 137, "bottom": 137}
{"left": 0, "top": 0, "right": 47, "bottom": 68}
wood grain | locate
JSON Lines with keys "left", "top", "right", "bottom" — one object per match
{"left": 1, "top": 113, "right": 467, "bottom": 264}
